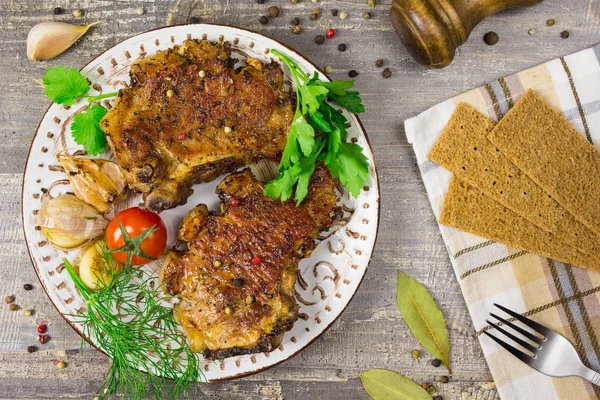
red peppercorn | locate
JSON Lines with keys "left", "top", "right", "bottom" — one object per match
{"left": 326, "top": 28, "right": 335, "bottom": 39}
{"left": 37, "top": 325, "right": 47, "bottom": 334}
{"left": 252, "top": 255, "right": 261, "bottom": 265}
{"left": 178, "top": 133, "right": 186, "bottom": 140}
{"left": 39, "top": 335, "right": 49, "bottom": 344}
{"left": 230, "top": 198, "right": 239, "bottom": 207}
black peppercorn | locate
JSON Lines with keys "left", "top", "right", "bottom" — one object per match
{"left": 338, "top": 43, "right": 347, "bottom": 52}
{"left": 431, "top": 358, "right": 442, "bottom": 367}
{"left": 189, "top": 16, "right": 200, "bottom": 24}
{"left": 348, "top": 70, "right": 359, "bottom": 78}
{"left": 233, "top": 278, "right": 244, "bottom": 287}
{"left": 257, "top": 0, "right": 266, "bottom": 3}
{"left": 268, "top": 6, "right": 279, "bottom": 18}
{"left": 433, "top": 396, "right": 443, "bottom": 400}
{"left": 310, "top": 13, "right": 318, "bottom": 21}
{"left": 259, "top": 16, "right": 269, "bottom": 25}
{"left": 375, "top": 59, "right": 384, "bottom": 68}
{"left": 484, "top": 31, "right": 499, "bottom": 45}
{"left": 331, "top": 9, "right": 339, "bottom": 16}
{"left": 24, "top": 284, "right": 33, "bottom": 291}
{"left": 314, "top": 35, "right": 325, "bottom": 45}
{"left": 53, "top": 7, "right": 63, "bottom": 15}
{"left": 560, "top": 30, "right": 570, "bottom": 39}
{"left": 382, "top": 68, "right": 392, "bottom": 78}
{"left": 291, "top": 17, "right": 300, "bottom": 25}
{"left": 27, "top": 345, "right": 37, "bottom": 353}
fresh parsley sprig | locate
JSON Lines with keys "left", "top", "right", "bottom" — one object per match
{"left": 43, "top": 66, "right": 118, "bottom": 155}
{"left": 265, "top": 49, "right": 369, "bottom": 204}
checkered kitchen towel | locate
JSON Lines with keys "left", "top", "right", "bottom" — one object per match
{"left": 405, "top": 45, "right": 600, "bottom": 400}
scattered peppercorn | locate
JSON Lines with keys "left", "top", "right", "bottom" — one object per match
{"left": 198, "top": 70, "right": 206, "bottom": 78}
{"left": 431, "top": 358, "right": 442, "bottom": 367}
{"left": 326, "top": 28, "right": 335, "bottom": 39}
{"left": 214, "top": 260, "right": 222, "bottom": 267}
{"left": 72, "top": 9, "right": 83, "bottom": 18}
{"left": 421, "top": 382, "right": 430, "bottom": 390}
{"left": 230, "top": 198, "right": 239, "bottom": 207}
{"left": 4, "top": 295, "right": 14, "bottom": 304}
{"left": 292, "top": 25, "right": 303, "bottom": 34}
{"left": 224, "top": 306, "right": 233, "bottom": 315}
{"left": 27, "top": 345, "right": 37, "bottom": 353}
{"left": 25, "top": 309, "right": 34, "bottom": 317}
{"left": 24, "top": 284, "right": 33, "bottom": 291}
{"left": 136, "top": 7, "right": 145, "bottom": 16}
{"left": 189, "top": 16, "right": 200, "bottom": 23}
{"left": 547, "top": 18, "right": 555, "bottom": 26}
{"left": 411, "top": 349, "right": 421, "bottom": 359}
{"left": 375, "top": 59, "right": 384, "bottom": 68}
{"left": 246, "top": 295, "right": 255, "bottom": 304}
{"left": 310, "top": 13, "right": 318, "bottom": 21}
{"left": 314, "top": 35, "right": 325, "bottom": 45}
{"left": 291, "top": 17, "right": 300, "bottom": 25}
{"left": 252, "top": 255, "right": 262, "bottom": 265}
{"left": 268, "top": 6, "right": 280, "bottom": 18}
{"left": 363, "top": 12, "right": 371, "bottom": 19}
{"left": 324, "top": 65, "right": 333, "bottom": 73}
{"left": 382, "top": 68, "right": 392, "bottom": 78}
{"left": 39, "top": 335, "right": 49, "bottom": 344}
{"left": 177, "top": 133, "right": 186, "bottom": 141}
{"left": 331, "top": 9, "right": 339, "bottom": 16}
{"left": 57, "top": 361, "right": 66, "bottom": 369}
{"left": 9, "top": 304, "right": 18, "bottom": 311}
{"left": 37, "top": 325, "right": 47, "bottom": 334}
{"left": 233, "top": 278, "right": 244, "bottom": 287}
{"left": 259, "top": 15, "right": 269, "bottom": 25}
{"left": 433, "top": 396, "right": 443, "bottom": 400}
{"left": 348, "top": 70, "right": 359, "bottom": 78}
{"left": 440, "top": 376, "right": 449, "bottom": 384}
{"left": 224, "top": 126, "right": 233, "bottom": 134}
{"left": 311, "top": 0, "right": 318, "bottom": 3}
{"left": 528, "top": 28, "right": 536, "bottom": 35}
{"left": 339, "top": 11, "right": 348, "bottom": 20}
{"left": 338, "top": 43, "right": 347, "bottom": 51}
{"left": 291, "top": 0, "right": 298, "bottom": 4}
{"left": 483, "top": 31, "right": 499, "bottom": 45}
{"left": 257, "top": 0, "right": 266, "bottom": 3}
{"left": 368, "top": 0, "right": 376, "bottom": 6}
{"left": 427, "top": 385, "right": 437, "bottom": 394}
{"left": 53, "top": 7, "right": 63, "bottom": 15}
{"left": 560, "top": 30, "right": 570, "bottom": 39}
{"left": 166, "top": 89, "right": 174, "bottom": 97}
{"left": 313, "top": 7, "right": 321, "bottom": 15}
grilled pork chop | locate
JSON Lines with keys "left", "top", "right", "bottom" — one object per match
{"left": 101, "top": 40, "right": 294, "bottom": 212}
{"left": 160, "top": 163, "right": 340, "bottom": 359}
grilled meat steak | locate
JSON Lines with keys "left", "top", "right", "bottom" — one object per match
{"left": 160, "top": 163, "right": 340, "bottom": 359}
{"left": 101, "top": 40, "right": 294, "bottom": 212}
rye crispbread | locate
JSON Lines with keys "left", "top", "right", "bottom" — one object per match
{"left": 428, "top": 102, "right": 600, "bottom": 261}
{"left": 440, "top": 177, "right": 600, "bottom": 272}
{"left": 488, "top": 89, "right": 600, "bottom": 237}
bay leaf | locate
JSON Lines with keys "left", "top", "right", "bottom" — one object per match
{"left": 396, "top": 271, "right": 451, "bottom": 372}
{"left": 360, "top": 369, "right": 432, "bottom": 400}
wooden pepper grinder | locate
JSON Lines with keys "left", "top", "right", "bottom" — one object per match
{"left": 390, "top": 0, "right": 544, "bottom": 68}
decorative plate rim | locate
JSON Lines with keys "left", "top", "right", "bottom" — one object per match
{"left": 21, "top": 23, "right": 381, "bottom": 381}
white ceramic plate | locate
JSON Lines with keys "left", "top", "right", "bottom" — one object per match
{"left": 22, "top": 24, "right": 379, "bottom": 381}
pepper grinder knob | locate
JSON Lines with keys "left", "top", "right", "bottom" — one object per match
{"left": 390, "top": 0, "right": 544, "bottom": 68}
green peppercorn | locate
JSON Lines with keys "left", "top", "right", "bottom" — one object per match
{"left": 339, "top": 11, "right": 348, "bottom": 20}
{"left": 483, "top": 31, "right": 499, "bottom": 45}
{"left": 362, "top": 12, "right": 371, "bottom": 19}
{"left": 314, "top": 35, "right": 325, "bottom": 45}
{"left": 411, "top": 349, "right": 421, "bottom": 359}
{"left": 440, "top": 376, "right": 449, "bottom": 384}
{"left": 57, "top": 361, "right": 66, "bottom": 369}
{"left": 560, "top": 30, "right": 570, "bottom": 39}
{"left": 427, "top": 385, "right": 437, "bottom": 394}
{"left": 246, "top": 295, "right": 255, "bottom": 304}
{"left": 136, "top": 7, "right": 145, "bottom": 16}
{"left": 25, "top": 309, "right": 34, "bottom": 317}
{"left": 324, "top": 65, "right": 333, "bottom": 73}
{"left": 547, "top": 18, "right": 555, "bottom": 26}
{"left": 528, "top": 28, "right": 536, "bottom": 35}
{"left": 291, "top": 0, "right": 298, "bottom": 3}
{"left": 368, "top": 0, "right": 376, "bottom": 6}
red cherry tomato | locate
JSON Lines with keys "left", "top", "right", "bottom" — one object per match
{"left": 326, "top": 28, "right": 335, "bottom": 39}
{"left": 106, "top": 207, "right": 167, "bottom": 265}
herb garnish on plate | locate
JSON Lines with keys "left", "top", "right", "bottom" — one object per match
{"left": 265, "top": 49, "right": 369, "bottom": 204}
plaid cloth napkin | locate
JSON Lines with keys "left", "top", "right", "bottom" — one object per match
{"left": 405, "top": 44, "right": 600, "bottom": 400}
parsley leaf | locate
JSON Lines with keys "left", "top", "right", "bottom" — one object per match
{"left": 264, "top": 164, "right": 301, "bottom": 202}
{"left": 43, "top": 66, "right": 90, "bottom": 106}
{"left": 327, "top": 142, "right": 369, "bottom": 197}
{"left": 316, "top": 80, "right": 355, "bottom": 96}
{"left": 71, "top": 105, "right": 108, "bottom": 155}
{"left": 298, "top": 83, "right": 329, "bottom": 115}
{"left": 327, "top": 91, "right": 365, "bottom": 114}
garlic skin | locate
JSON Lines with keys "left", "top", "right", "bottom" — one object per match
{"left": 57, "top": 152, "right": 127, "bottom": 214}
{"left": 27, "top": 21, "right": 98, "bottom": 62}
{"left": 35, "top": 194, "right": 108, "bottom": 250}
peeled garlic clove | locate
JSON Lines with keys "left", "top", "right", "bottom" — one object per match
{"left": 57, "top": 152, "right": 127, "bottom": 214}
{"left": 27, "top": 21, "right": 99, "bottom": 62}
{"left": 35, "top": 194, "right": 108, "bottom": 250}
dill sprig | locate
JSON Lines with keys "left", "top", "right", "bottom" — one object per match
{"left": 63, "top": 234, "right": 202, "bottom": 399}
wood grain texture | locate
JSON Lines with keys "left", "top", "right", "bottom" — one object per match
{"left": 0, "top": 0, "right": 598, "bottom": 398}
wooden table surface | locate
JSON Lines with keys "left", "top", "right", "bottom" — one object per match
{"left": 0, "top": 1, "right": 598, "bottom": 399}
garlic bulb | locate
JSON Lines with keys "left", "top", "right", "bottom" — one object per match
{"left": 27, "top": 21, "right": 99, "bottom": 62}
{"left": 57, "top": 152, "right": 127, "bottom": 214}
{"left": 35, "top": 194, "right": 108, "bottom": 250}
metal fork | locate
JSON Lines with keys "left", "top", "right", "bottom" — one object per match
{"left": 484, "top": 303, "right": 600, "bottom": 386}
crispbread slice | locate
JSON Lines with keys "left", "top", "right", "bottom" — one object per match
{"left": 488, "top": 90, "right": 600, "bottom": 237}
{"left": 440, "top": 177, "right": 600, "bottom": 272}
{"left": 428, "top": 103, "right": 600, "bottom": 260}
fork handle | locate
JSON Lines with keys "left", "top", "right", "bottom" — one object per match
{"left": 580, "top": 365, "right": 600, "bottom": 386}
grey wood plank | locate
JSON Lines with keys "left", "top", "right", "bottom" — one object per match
{"left": 0, "top": 0, "right": 598, "bottom": 398}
